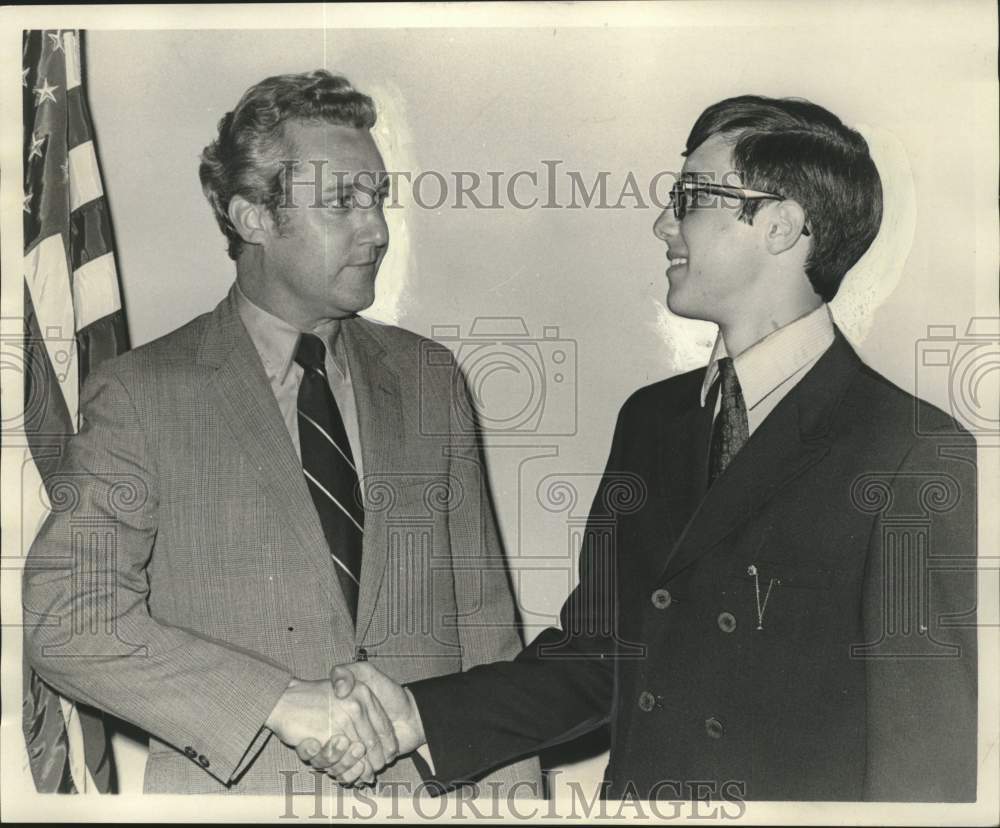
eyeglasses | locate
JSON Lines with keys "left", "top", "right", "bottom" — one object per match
{"left": 667, "top": 180, "right": 811, "bottom": 236}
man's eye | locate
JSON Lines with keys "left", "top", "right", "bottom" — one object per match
{"left": 327, "top": 189, "right": 388, "bottom": 210}
{"left": 688, "top": 189, "right": 709, "bottom": 209}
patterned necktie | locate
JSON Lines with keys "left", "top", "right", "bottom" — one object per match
{"left": 295, "top": 333, "right": 364, "bottom": 620}
{"left": 708, "top": 357, "right": 749, "bottom": 487}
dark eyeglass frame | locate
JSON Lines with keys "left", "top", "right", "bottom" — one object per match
{"left": 668, "top": 181, "right": 811, "bottom": 236}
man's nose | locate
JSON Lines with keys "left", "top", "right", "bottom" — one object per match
{"left": 361, "top": 206, "right": 389, "bottom": 248}
{"left": 652, "top": 207, "right": 677, "bottom": 241}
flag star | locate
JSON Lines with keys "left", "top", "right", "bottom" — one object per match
{"left": 23, "top": 189, "right": 34, "bottom": 213}
{"left": 22, "top": 67, "right": 29, "bottom": 87}
{"left": 33, "top": 78, "right": 59, "bottom": 105}
{"left": 28, "top": 132, "right": 46, "bottom": 162}
{"left": 47, "top": 31, "right": 65, "bottom": 53}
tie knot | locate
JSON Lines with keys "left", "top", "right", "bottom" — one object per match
{"left": 717, "top": 356, "right": 738, "bottom": 387}
{"left": 295, "top": 333, "right": 327, "bottom": 373}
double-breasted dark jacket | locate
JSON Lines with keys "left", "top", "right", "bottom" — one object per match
{"left": 412, "top": 330, "right": 978, "bottom": 802}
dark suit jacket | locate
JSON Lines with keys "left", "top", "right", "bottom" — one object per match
{"left": 23, "top": 288, "right": 540, "bottom": 794}
{"left": 410, "top": 330, "right": 978, "bottom": 801}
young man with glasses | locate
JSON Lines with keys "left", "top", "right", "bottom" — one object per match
{"left": 315, "top": 95, "right": 979, "bottom": 803}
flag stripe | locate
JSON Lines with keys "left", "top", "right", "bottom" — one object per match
{"left": 24, "top": 234, "right": 80, "bottom": 426}
{"left": 70, "top": 700, "right": 116, "bottom": 792}
{"left": 77, "top": 311, "right": 130, "bottom": 383}
{"left": 68, "top": 142, "right": 103, "bottom": 211}
{"left": 73, "top": 253, "right": 121, "bottom": 331}
{"left": 23, "top": 670, "right": 77, "bottom": 794}
{"left": 70, "top": 198, "right": 113, "bottom": 270}
{"left": 63, "top": 31, "right": 81, "bottom": 90}
{"left": 66, "top": 85, "right": 90, "bottom": 151}
{"left": 23, "top": 287, "right": 75, "bottom": 468}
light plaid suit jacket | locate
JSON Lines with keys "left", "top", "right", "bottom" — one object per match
{"left": 23, "top": 287, "right": 541, "bottom": 794}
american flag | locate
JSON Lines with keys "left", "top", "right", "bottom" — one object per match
{"left": 21, "top": 28, "right": 127, "bottom": 795}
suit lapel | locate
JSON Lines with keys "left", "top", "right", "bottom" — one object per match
{"left": 657, "top": 379, "right": 715, "bottom": 552}
{"left": 341, "top": 319, "right": 406, "bottom": 643}
{"left": 198, "top": 294, "right": 356, "bottom": 651}
{"left": 658, "top": 331, "right": 859, "bottom": 583}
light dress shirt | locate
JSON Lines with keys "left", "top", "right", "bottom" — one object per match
{"left": 700, "top": 303, "right": 836, "bottom": 434}
{"left": 234, "top": 282, "right": 365, "bottom": 485}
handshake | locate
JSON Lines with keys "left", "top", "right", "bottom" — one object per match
{"left": 265, "top": 662, "right": 426, "bottom": 786}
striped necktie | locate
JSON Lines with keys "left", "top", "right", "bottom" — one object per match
{"left": 295, "top": 333, "right": 364, "bottom": 620}
{"left": 708, "top": 357, "right": 749, "bottom": 487}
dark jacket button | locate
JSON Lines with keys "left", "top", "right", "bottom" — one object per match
{"left": 183, "top": 746, "right": 197, "bottom": 758}
{"left": 198, "top": 755, "right": 210, "bottom": 768}
{"left": 705, "top": 717, "right": 724, "bottom": 739}
{"left": 356, "top": 647, "right": 368, "bottom": 662}
{"left": 717, "top": 611, "right": 737, "bottom": 633}
{"left": 638, "top": 691, "right": 656, "bottom": 712}
{"left": 651, "top": 589, "right": 672, "bottom": 609}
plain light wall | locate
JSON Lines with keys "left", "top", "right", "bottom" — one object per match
{"left": 81, "top": 7, "right": 997, "bottom": 793}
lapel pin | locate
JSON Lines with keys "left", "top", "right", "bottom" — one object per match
{"left": 747, "top": 563, "right": 777, "bottom": 629}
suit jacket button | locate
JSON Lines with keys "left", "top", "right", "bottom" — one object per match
{"left": 705, "top": 717, "right": 724, "bottom": 739}
{"left": 651, "top": 589, "right": 672, "bottom": 609}
{"left": 717, "top": 612, "right": 737, "bottom": 633}
{"left": 183, "top": 746, "right": 197, "bottom": 758}
{"left": 198, "top": 755, "right": 210, "bottom": 768}
{"left": 638, "top": 691, "right": 656, "bottom": 712}
{"left": 356, "top": 647, "right": 368, "bottom": 662}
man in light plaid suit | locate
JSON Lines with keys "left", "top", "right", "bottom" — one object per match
{"left": 23, "top": 70, "right": 540, "bottom": 796}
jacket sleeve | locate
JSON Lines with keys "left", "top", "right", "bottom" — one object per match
{"left": 408, "top": 392, "right": 634, "bottom": 788}
{"left": 862, "top": 427, "right": 978, "bottom": 801}
{"left": 22, "top": 365, "right": 294, "bottom": 787}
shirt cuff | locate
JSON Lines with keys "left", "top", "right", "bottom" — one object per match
{"left": 416, "top": 743, "right": 436, "bottom": 774}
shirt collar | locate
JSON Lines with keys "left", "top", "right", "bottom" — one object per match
{"left": 234, "top": 281, "right": 347, "bottom": 383}
{"left": 700, "top": 304, "right": 835, "bottom": 409}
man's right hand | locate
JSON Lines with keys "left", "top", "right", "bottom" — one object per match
{"left": 341, "top": 662, "right": 426, "bottom": 756}
{"left": 299, "top": 663, "right": 427, "bottom": 781}
{"left": 265, "top": 674, "right": 398, "bottom": 785}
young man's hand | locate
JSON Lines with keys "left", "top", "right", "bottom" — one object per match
{"left": 297, "top": 663, "right": 427, "bottom": 783}
{"left": 266, "top": 671, "right": 399, "bottom": 785}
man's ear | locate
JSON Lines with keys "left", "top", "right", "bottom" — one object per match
{"left": 228, "top": 195, "right": 273, "bottom": 248}
{"left": 763, "top": 200, "right": 809, "bottom": 255}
